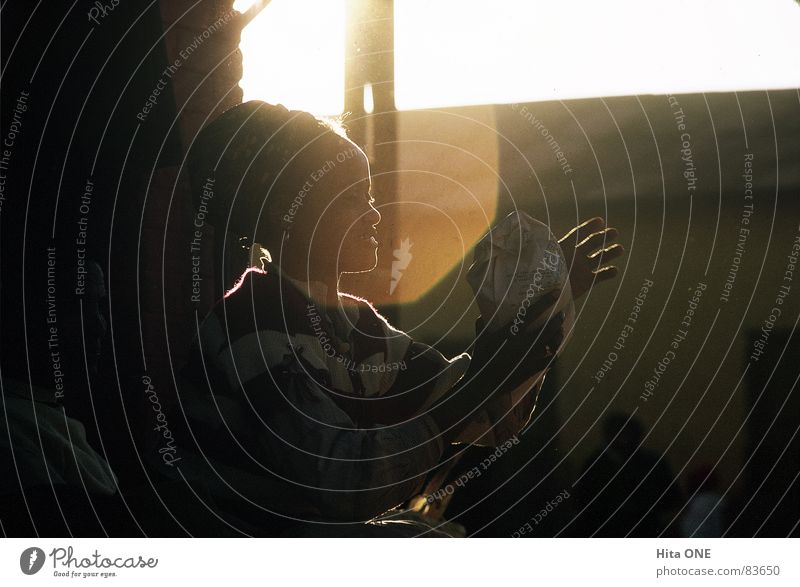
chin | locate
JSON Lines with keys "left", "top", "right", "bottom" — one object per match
{"left": 341, "top": 246, "right": 379, "bottom": 274}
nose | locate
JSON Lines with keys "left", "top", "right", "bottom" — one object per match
{"left": 368, "top": 202, "right": 381, "bottom": 228}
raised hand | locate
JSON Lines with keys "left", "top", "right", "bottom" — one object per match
{"left": 558, "top": 217, "right": 624, "bottom": 300}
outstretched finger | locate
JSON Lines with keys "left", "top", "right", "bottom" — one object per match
{"left": 578, "top": 227, "right": 619, "bottom": 254}
{"left": 592, "top": 265, "right": 619, "bottom": 284}
{"left": 589, "top": 243, "right": 625, "bottom": 268}
{"left": 559, "top": 217, "right": 605, "bottom": 245}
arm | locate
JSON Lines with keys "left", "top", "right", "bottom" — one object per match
{"left": 427, "top": 293, "right": 566, "bottom": 444}
{"left": 428, "top": 218, "right": 623, "bottom": 445}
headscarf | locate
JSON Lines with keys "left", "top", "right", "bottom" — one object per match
{"left": 186, "top": 100, "right": 348, "bottom": 242}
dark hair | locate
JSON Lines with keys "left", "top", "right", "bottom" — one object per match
{"left": 186, "top": 100, "right": 349, "bottom": 245}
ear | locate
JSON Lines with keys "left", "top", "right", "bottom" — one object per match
{"left": 248, "top": 243, "right": 272, "bottom": 270}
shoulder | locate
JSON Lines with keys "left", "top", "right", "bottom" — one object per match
{"left": 209, "top": 267, "right": 315, "bottom": 339}
{"left": 340, "top": 292, "right": 392, "bottom": 335}
{"left": 339, "top": 292, "right": 416, "bottom": 360}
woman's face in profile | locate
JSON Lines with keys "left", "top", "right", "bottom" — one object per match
{"left": 289, "top": 140, "right": 381, "bottom": 275}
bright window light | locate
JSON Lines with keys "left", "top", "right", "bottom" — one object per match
{"left": 235, "top": 0, "right": 345, "bottom": 115}
{"left": 232, "top": 0, "right": 259, "bottom": 11}
{"left": 363, "top": 82, "right": 374, "bottom": 114}
{"left": 395, "top": 0, "right": 800, "bottom": 110}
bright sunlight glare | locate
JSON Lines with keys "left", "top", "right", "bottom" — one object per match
{"left": 394, "top": 0, "right": 800, "bottom": 110}
{"left": 234, "top": 0, "right": 345, "bottom": 115}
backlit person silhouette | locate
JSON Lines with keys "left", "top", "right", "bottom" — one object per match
{"left": 179, "top": 101, "right": 622, "bottom": 535}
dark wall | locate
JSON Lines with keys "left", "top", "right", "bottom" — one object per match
{"left": 1, "top": 0, "right": 183, "bottom": 476}
{"left": 392, "top": 91, "right": 799, "bottom": 535}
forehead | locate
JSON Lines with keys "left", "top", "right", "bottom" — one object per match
{"left": 317, "top": 139, "right": 368, "bottom": 181}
